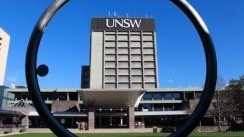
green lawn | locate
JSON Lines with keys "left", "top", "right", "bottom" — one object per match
{"left": 3, "top": 132, "right": 244, "bottom": 137}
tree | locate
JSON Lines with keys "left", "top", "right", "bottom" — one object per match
{"left": 227, "top": 75, "right": 244, "bottom": 116}
{"left": 207, "top": 75, "right": 228, "bottom": 131}
{"left": 207, "top": 75, "right": 244, "bottom": 131}
{"left": 224, "top": 75, "right": 244, "bottom": 130}
{"left": 215, "top": 75, "right": 226, "bottom": 131}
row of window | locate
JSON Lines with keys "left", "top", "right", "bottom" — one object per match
{"left": 138, "top": 103, "right": 183, "bottom": 111}
{"left": 14, "top": 92, "right": 78, "bottom": 101}
{"left": 104, "top": 83, "right": 157, "bottom": 89}
{"left": 104, "top": 33, "right": 154, "bottom": 41}
{"left": 13, "top": 92, "right": 202, "bottom": 102}
{"left": 104, "top": 54, "right": 155, "bottom": 61}
{"left": 105, "top": 68, "right": 156, "bottom": 76}
{"left": 142, "top": 92, "right": 182, "bottom": 100}
{"left": 104, "top": 75, "right": 156, "bottom": 83}
{"left": 142, "top": 92, "right": 203, "bottom": 100}
{"left": 105, "top": 31, "right": 153, "bottom": 35}
{"left": 104, "top": 61, "right": 156, "bottom": 68}
{"left": 104, "top": 41, "right": 154, "bottom": 49}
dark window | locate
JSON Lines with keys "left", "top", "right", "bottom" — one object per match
{"left": 59, "top": 93, "right": 67, "bottom": 100}
{"left": 163, "top": 93, "right": 172, "bottom": 100}
{"left": 15, "top": 94, "right": 22, "bottom": 100}
{"left": 195, "top": 92, "right": 202, "bottom": 99}
{"left": 22, "top": 94, "right": 27, "bottom": 100}
{"left": 79, "top": 104, "right": 87, "bottom": 112}
{"left": 164, "top": 104, "right": 174, "bottom": 111}
{"left": 142, "top": 104, "right": 153, "bottom": 111}
{"left": 69, "top": 92, "right": 78, "bottom": 100}
{"left": 143, "top": 93, "right": 153, "bottom": 100}
{"left": 152, "top": 93, "right": 161, "bottom": 100}
{"left": 154, "top": 104, "right": 164, "bottom": 111}
{"left": 172, "top": 93, "right": 181, "bottom": 100}
{"left": 41, "top": 93, "right": 48, "bottom": 101}
{"left": 185, "top": 92, "right": 194, "bottom": 100}
{"left": 49, "top": 93, "right": 58, "bottom": 101}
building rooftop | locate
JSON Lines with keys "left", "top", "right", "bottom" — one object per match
{"left": 7, "top": 87, "right": 203, "bottom": 93}
{"left": 7, "top": 87, "right": 81, "bottom": 93}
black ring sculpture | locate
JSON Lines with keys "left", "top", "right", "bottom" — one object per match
{"left": 25, "top": 0, "right": 217, "bottom": 137}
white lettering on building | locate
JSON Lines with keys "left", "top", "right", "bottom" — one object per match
{"left": 106, "top": 19, "right": 142, "bottom": 29}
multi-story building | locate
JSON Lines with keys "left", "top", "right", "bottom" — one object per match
{"left": 7, "top": 87, "right": 204, "bottom": 129}
{"left": 4, "top": 18, "right": 213, "bottom": 130}
{"left": 0, "top": 28, "right": 10, "bottom": 86}
{"left": 0, "top": 28, "right": 10, "bottom": 108}
{"left": 81, "top": 66, "right": 90, "bottom": 88}
{"left": 90, "top": 18, "right": 158, "bottom": 89}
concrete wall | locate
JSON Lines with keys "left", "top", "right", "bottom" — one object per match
{"left": 51, "top": 101, "right": 80, "bottom": 113}
{"left": 0, "top": 86, "right": 13, "bottom": 108}
{"left": 0, "top": 28, "right": 10, "bottom": 86}
{"left": 90, "top": 32, "right": 103, "bottom": 89}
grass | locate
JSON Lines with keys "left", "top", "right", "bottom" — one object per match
{"left": 3, "top": 132, "right": 244, "bottom": 137}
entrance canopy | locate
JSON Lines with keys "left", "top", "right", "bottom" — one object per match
{"left": 0, "top": 108, "right": 24, "bottom": 116}
{"left": 79, "top": 89, "right": 145, "bottom": 108}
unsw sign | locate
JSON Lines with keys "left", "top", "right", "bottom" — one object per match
{"left": 92, "top": 18, "right": 155, "bottom": 31}
{"left": 106, "top": 18, "right": 142, "bottom": 29}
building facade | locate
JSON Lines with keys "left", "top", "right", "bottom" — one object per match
{"left": 0, "top": 28, "right": 10, "bottom": 86}
{"left": 6, "top": 87, "right": 204, "bottom": 129}
{"left": 90, "top": 18, "right": 159, "bottom": 89}
{"left": 0, "top": 28, "right": 10, "bottom": 108}
{"left": 81, "top": 66, "right": 90, "bottom": 88}
{"left": 3, "top": 18, "right": 215, "bottom": 130}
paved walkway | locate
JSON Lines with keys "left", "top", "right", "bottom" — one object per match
{"left": 0, "top": 128, "right": 153, "bottom": 136}
{"left": 28, "top": 128, "right": 153, "bottom": 133}
{"left": 0, "top": 132, "right": 25, "bottom": 137}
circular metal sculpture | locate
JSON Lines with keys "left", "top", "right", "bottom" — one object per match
{"left": 25, "top": 0, "right": 217, "bottom": 137}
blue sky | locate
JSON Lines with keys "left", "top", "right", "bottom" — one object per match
{"left": 0, "top": 0, "right": 243, "bottom": 88}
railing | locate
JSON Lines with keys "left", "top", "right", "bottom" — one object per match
{"left": 135, "top": 108, "right": 184, "bottom": 111}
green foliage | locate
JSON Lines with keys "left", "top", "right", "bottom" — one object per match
{"left": 207, "top": 74, "right": 244, "bottom": 129}
{"left": 226, "top": 75, "right": 244, "bottom": 116}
